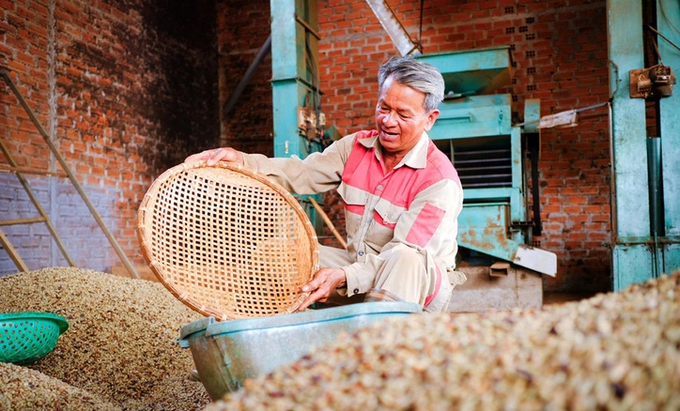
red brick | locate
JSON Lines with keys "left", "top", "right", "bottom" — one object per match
{"left": 0, "top": 0, "right": 613, "bottom": 293}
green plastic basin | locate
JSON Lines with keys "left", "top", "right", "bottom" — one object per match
{"left": 0, "top": 311, "right": 69, "bottom": 365}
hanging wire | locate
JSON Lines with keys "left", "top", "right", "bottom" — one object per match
{"left": 647, "top": 24, "right": 680, "bottom": 53}
{"left": 419, "top": 0, "right": 425, "bottom": 43}
{"left": 658, "top": 0, "right": 680, "bottom": 38}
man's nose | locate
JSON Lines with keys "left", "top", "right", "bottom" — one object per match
{"left": 382, "top": 112, "right": 397, "bottom": 126}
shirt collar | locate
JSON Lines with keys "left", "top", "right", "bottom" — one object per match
{"left": 359, "top": 130, "right": 430, "bottom": 170}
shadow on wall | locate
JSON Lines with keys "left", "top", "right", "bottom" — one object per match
{"left": 138, "top": 0, "right": 221, "bottom": 173}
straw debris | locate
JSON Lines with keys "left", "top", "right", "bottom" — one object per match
{"left": 206, "top": 271, "right": 680, "bottom": 411}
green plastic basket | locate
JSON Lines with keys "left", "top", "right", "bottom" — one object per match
{"left": 0, "top": 312, "right": 69, "bottom": 365}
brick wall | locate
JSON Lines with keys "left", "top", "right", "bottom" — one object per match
{"left": 216, "top": 0, "right": 274, "bottom": 155}
{"left": 1, "top": 0, "right": 612, "bottom": 293}
{"left": 0, "top": 0, "right": 219, "bottom": 276}
{"left": 216, "top": 0, "right": 612, "bottom": 293}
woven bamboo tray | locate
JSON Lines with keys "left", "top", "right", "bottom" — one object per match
{"left": 137, "top": 161, "right": 319, "bottom": 320}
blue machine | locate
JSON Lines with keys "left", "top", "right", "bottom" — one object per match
{"left": 269, "top": 0, "right": 556, "bottom": 310}
{"left": 417, "top": 48, "right": 556, "bottom": 279}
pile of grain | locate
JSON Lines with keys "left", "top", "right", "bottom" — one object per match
{"left": 0, "top": 361, "right": 120, "bottom": 410}
{"left": 0, "top": 267, "right": 210, "bottom": 410}
{"left": 207, "top": 272, "right": 680, "bottom": 411}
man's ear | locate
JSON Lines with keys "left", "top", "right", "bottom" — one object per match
{"left": 424, "top": 109, "right": 440, "bottom": 132}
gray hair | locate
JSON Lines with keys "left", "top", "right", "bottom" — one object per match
{"left": 377, "top": 56, "right": 445, "bottom": 112}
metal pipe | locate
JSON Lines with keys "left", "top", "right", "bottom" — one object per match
{"left": 608, "top": 102, "right": 618, "bottom": 240}
{"left": 529, "top": 134, "right": 542, "bottom": 237}
{"left": 222, "top": 35, "right": 272, "bottom": 117}
{"left": 647, "top": 136, "right": 664, "bottom": 278}
{"left": 612, "top": 236, "right": 676, "bottom": 246}
{"left": 365, "top": 0, "right": 420, "bottom": 56}
{"left": 295, "top": 15, "right": 320, "bottom": 40}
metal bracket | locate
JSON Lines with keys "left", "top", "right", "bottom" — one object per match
{"left": 629, "top": 64, "right": 676, "bottom": 99}
{"left": 490, "top": 261, "right": 510, "bottom": 277}
{"left": 510, "top": 221, "right": 535, "bottom": 229}
{"left": 297, "top": 105, "right": 329, "bottom": 152}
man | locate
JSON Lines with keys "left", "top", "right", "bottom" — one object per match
{"left": 185, "top": 56, "right": 465, "bottom": 313}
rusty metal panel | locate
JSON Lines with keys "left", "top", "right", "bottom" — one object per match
{"left": 456, "top": 204, "right": 556, "bottom": 276}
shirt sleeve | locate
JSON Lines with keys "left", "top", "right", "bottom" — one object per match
{"left": 241, "top": 134, "right": 357, "bottom": 195}
{"left": 342, "top": 178, "right": 463, "bottom": 296}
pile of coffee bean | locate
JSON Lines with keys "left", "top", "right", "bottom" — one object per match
{"left": 0, "top": 267, "right": 210, "bottom": 410}
{"left": 206, "top": 271, "right": 680, "bottom": 411}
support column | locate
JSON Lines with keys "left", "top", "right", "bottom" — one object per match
{"left": 270, "top": 0, "right": 323, "bottom": 232}
{"left": 607, "top": 0, "right": 652, "bottom": 290}
{"left": 270, "top": 0, "right": 320, "bottom": 159}
{"left": 657, "top": 0, "right": 680, "bottom": 273}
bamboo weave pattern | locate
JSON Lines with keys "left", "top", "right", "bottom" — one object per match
{"left": 137, "top": 162, "right": 318, "bottom": 320}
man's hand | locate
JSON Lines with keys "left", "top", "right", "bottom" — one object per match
{"left": 184, "top": 147, "right": 245, "bottom": 166}
{"left": 298, "top": 268, "right": 347, "bottom": 311}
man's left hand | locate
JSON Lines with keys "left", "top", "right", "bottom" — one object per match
{"left": 297, "top": 268, "right": 347, "bottom": 311}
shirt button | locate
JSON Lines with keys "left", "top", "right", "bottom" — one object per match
{"left": 377, "top": 185, "right": 383, "bottom": 190}
{"left": 358, "top": 251, "right": 365, "bottom": 256}
{"left": 353, "top": 288, "right": 359, "bottom": 295}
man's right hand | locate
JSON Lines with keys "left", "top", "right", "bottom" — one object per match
{"left": 297, "top": 268, "right": 347, "bottom": 311}
{"left": 184, "top": 147, "right": 245, "bottom": 166}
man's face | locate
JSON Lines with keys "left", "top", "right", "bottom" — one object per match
{"left": 374, "top": 75, "right": 440, "bottom": 158}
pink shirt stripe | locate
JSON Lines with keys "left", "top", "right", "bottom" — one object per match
{"left": 343, "top": 131, "right": 460, "bottom": 208}
{"left": 406, "top": 202, "right": 446, "bottom": 247}
{"left": 345, "top": 204, "right": 365, "bottom": 215}
{"left": 424, "top": 265, "right": 442, "bottom": 306}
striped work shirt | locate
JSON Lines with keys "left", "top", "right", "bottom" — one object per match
{"left": 243, "top": 129, "right": 463, "bottom": 296}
